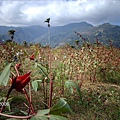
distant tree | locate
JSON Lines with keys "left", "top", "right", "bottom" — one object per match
{"left": 22, "top": 41, "right": 28, "bottom": 47}
{"left": 6, "top": 39, "right": 12, "bottom": 43}
{"left": 29, "top": 42, "right": 33, "bottom": 46}
{"left": 35, "top": 42, "right": 42, "bottom": 47}
{"left": 71, "top": 45, "right": 75, "bottom": 48}
{"left": 75, "top": 40, "right": 79, "bottom": 45}
{"left": 8, "top": 30, "right": 15, "bottom": 42}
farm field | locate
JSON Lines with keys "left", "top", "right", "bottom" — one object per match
{"left": 0, "top": 41, "right": 120, "bottom": 120}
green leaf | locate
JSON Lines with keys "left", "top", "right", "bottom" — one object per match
{"left": 23, "top": 50, "right": 28, "bottom": 56}
{"left": 35, "top": 80, "right": 42, "bottom": 82}
{"left": 31, "top": 80, "right": 42, "bottom": 92}
{"left": 37, "top": 109, "right": 50, "bottom": 116}
{"left": 50, "top": 98, "right": 72, "bottom": 115}
{"left": 65, "top": 80, "right": 82, "bottom": 100}
{"left": 30, "top": 109, "right": 68, "bottom": 120}
{"left": 36, "top": 63, "right": 50, "bottom": 81}
{"left": 35, "top": 49, "right": 38, "bottom": 58}
{"left": 32, "top": 80, "right": 42, "bottom": 92}
{"left": 0, "top": 63, "right": 12, "bottom": 86}
{"left": 34, "top": 62, "right": 38, "bottom": 68}
{"left": 5, "top": 102, "right": 11, "bottom": 111}
{"left": 49, "top": 115, "right": 68, "bottom": 120}
{"left": 30, "top": 116, "right": 48, "bottom": 120}
{"left": 31, "top": 80, "right": 38, "bottom": 92}
{"left": 65, "top": 81, "right": 74, "bottom": 94}
{"left": 30, "top": 109, "right": 50, "bottom": 120}
{"left": 31, "top": 80, "right": 41, "bottom": 92}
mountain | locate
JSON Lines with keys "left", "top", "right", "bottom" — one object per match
{"left": 0, "top": 25, "right": 48, "bottom": 43}
{"left": 34, "top": 22, "right": 93, "bottom": 47}
{"left": 86, "top": 23, "right": 120, "bottom": 47}
{"left": 0, "top": 22, "right": 120, "bottom": 48}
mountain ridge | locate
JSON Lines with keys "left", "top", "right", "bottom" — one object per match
{"left": 0, "top": 22, "right": 120, "bottom": 47}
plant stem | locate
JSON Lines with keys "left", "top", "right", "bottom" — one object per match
{"left": 47, "top": 24, "right": 53, "bottom": 108}
{"left": 29, "top": 82, "right": 32, "bottom": 102}
{"left": 0, "top": 113, "right": 33, "bottom": 119}
{"left": 23, "top": 88, "right": 35, "bottom": 114}
{"left": 0, "top": 87, "right": 13, "bottom": 113}
{"left": 43, "top": 79, "right": 48, "bottom": 109}
{"left": 14, "top": 66, "right": 19, "bottom": 76}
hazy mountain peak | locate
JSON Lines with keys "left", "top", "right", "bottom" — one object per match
{"left": 64, "top": 21, "right": 93, "bottom": 27}
{"left": 0, "top": 22, "right": 120, "bottom": 48}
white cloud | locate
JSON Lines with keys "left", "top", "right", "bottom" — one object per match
{"left": 0, "top": 0, "right": 120, "bottom": 26}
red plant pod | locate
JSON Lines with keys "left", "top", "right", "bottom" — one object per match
{"left": 30, "top": 54, "right": 34, "bottom": 60}
{"left": 11, "top": 72, "right": 31, "bottom": 92}
{"left": 15, "top": 63, "right": 21, "bottom": 69}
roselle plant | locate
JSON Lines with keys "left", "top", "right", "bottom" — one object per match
{"left": 0, "top": 63, "right": 35, "bottom": 116}
{"left": 73, "top": 31, "right": 120, "bottom": 83}
{"left": 0, "top": 61, "right": 72, "bottom": 119}
{"left": 0, "top": 19, "right": 72, "bottom": 119}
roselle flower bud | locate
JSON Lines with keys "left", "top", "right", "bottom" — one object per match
{"left": 11, "top": 72, "right": 31, "bottom": 93}
{"left": 1, "top": 72, "right": 33, "bottom": 114}
{"left": 30, "top": 54, "right": 34, "bottom": 60}
{"left": 15, "top": 63, "right": 21, "bottom": 69}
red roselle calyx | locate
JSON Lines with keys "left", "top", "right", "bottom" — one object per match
{"left": 0, "top": 72, "right": 35, "bottom": 114}
{"left": 15, "top": 63, "right": 21, "bottom": 69}
{"left": 10, "top": 72, "right": 31, "bottom": 93}
{"left": 30, "top": 54, "right": 34, "bottom": 60}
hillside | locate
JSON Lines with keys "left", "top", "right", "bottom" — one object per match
{"left": 0, "top": 22, "right": 120, "bottom": 47}
{"left": 87, "top": 23, "right": 120, "bottom": 47}
{"left": 0, "top": 25, "right": 47, "bottom": 44}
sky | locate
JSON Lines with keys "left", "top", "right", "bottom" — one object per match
{"left": 0, "top": 0, "right": 120, "bottom": 27}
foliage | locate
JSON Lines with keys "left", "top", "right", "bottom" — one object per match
{"left": 0, "top": 38, "right": 120, "bottom": 119}
{"left": 30, "top": 98, "right": 71, "bottom": 120}
{"left": 65, "top": 80, "right": 82, "bottom": 101}
{"left": 50, "top": 98, "right": 72, "bottom": 115}
{"left": 0, "top": 63, "right": 12, "bottom": 86}
{"left": 31, "top": 80, "right": 42, "bottom": 92}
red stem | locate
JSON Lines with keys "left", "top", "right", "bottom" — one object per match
{"left": 49, "top": 78, "right": 53, "bottom": 108}
{"left": 29, "top": 82, "right": 32, "bottom": 102}
{"left": 0, "top": 87, "right": 13, "bottom": 113}
{"left": 23, "top": 89, "right": 35, "bottom": 114}
{"left": 0, "top": 97, "right": 8, "bottom": 113}
{"left": 0, "top": 113, "right": 33, "bottom": 119}
{"left": 14, "top": 66, "right": 19, "bottom": 76}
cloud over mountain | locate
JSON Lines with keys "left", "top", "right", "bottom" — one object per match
{"left": 0, "top": 0, "right": 120, "bottom": 27}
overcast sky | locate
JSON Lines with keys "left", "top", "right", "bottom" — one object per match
{"left": 0, "top": 0, "right": 120, "bottom": 27}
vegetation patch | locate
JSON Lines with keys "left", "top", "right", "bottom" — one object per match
{"left": 0, "top": 30, "right": 120, "bottom": 119}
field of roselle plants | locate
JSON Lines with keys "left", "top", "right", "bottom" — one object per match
{"left": 0, "top": 39, "right": 120, "bottom": 120}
